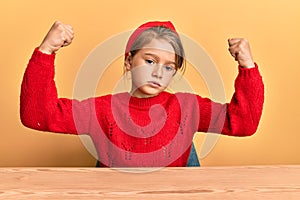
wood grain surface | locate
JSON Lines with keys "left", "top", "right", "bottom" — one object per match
{"left": 0, "top": 165, "right": 299, "bottom": 199}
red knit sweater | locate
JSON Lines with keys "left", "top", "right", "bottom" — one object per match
{"left": 20, "top": 48, "right": 264, "bottom": 167}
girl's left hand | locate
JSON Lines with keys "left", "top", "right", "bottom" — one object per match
{"left": 228, "top": 38, "right": 255, "bottom": 68}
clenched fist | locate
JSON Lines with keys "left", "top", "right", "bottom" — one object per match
{"left": 228, "top": 38, "right": 255, "bottom": 68}
{"left": 39, "top": 21, "right": 74, "bottom": 54}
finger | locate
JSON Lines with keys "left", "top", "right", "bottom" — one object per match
{"left": 229, "top": 49, "right": 240, "bottom": 60}
{"left": 234, "top": 51, "right": 241, "bottom": 61}
{"left": 54, "top": 22, "right": 73, "bottom": 37}
{"left": 64, "top": 24, "right": 74, "bottom": 35}
{"left": 62, "top": 25, "right": 74, "bottom": 38}
{"left": 60, "top": 23, "right": 74, "bottom": 36}
{"left": 228, "top": 45, "right": 242, "bottom": 60}
{"left": 60, "top": 32, "right": 73, "bottom": 47}
{"left": 64, "top": 28, "right": 74, "bottom": 40}
{"left": 61, "top": 39, "right": 72, "bottom": 47}
{"left": 228, "top": 38, "right": 241, "bottom": 43}
{"left": 64, "top": 24, "right": 73, "bottom": 30}
{"left": 228, "top": 42, "right": 240, "bottom": 51}
{"left": 228, "top": 38, "right": 241, "bottom": 46}
{"left": 61, "top": 40, "right": 71, "bottom": 47}
{"left": 228, "top": 44, "right": 240, "bottom": 55}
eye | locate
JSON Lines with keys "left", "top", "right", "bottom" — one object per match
{"left": 164, "top": 65, "right": 175, "bottom": 71}
{"left": 145, "top": 59, "right": 155, "bottom": 65}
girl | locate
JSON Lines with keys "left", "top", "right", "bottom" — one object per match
{"left": 20, "top": 21, "right": 264, "bottom": 167}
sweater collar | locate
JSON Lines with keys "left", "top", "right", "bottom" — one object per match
{"left": 114, "top": 91, "right": 171, "bottom": 108}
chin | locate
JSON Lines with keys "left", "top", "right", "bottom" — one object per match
{"left": 133, "top": 87, "right": 163, "bottom": 98}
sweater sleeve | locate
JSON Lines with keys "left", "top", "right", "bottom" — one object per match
{"left": 197, "top": 63, "right": 264, "bottom": 136}
{"left": 20, "top": 48, "right": 91, "bottom": 135}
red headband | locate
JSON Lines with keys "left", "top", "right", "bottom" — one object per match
{"left": 125, "top": 21, "right": 178, "bottom": 58}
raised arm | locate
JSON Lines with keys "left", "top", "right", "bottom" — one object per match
{"left": 20, "top": 21, "right": 90, "bottom": 134}
{"left": 197, "top": 38, "right": 264, "bottom": 136}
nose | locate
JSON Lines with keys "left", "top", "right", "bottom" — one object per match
{"left": 151, "top": 64, "right": 163, "bottom": 78}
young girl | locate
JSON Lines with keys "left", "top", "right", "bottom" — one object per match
{"left": 20, "top": 21, "right": 264, "bottom": 167}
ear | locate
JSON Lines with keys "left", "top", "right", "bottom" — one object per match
{"left": 124, "top": 53, "right": 133, "bottom": 71}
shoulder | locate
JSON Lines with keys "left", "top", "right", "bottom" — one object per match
{"left": 79, "top": 94, "right": 113, "bottom": 110}
{"left": 92, "top": 92, "right": 131, "bottom": 105}
{"left": 170, "top": 92, "right": 214, "bottom": 107}
{"left": 172, "top": 92, "right": 205, "bottom": 101}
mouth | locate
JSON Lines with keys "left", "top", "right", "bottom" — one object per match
{"left": 147, "top": 81, "right": 161, "bottom": 88}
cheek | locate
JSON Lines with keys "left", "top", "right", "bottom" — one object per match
{"left": 160, "top": 76, "right": 173, "bottom": 87}
{"left": 130, "top": 65, "right": 152, "bottom": 84}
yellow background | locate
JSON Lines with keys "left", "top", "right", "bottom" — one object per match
{"left": 1, "top": 0, "right": 299, "bottom": 166}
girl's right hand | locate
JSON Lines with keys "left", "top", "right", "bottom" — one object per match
{"left": 39, "top": 21, "right": 74, "bottom": 54}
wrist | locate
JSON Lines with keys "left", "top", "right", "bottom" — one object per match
{"left": 38, "top": 44, "right": 54, "bottom": 55}
{"left": 239, "top": 63, "right": 257, "bottom": 71}
{"left": 241, "top": 64, "right": 255, "bottom": 69}
{"left": 239, "top": 60, "right": 255, "bottom": 69}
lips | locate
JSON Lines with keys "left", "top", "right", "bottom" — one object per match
{"left": 147, "top": 81, "right": 161, "bottom": 88}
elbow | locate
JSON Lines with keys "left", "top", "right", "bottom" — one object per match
{"left": 242, "top": 126, "right": 258, "bottom": 136}
{"left": 20, "top": 109, "right": 45, "bottom": 131}
{"left": 20, "top": 113, "right": 36, "bottom": 130}
{"left": 20, "top": 92, "right": 47, "bottom": 131}
{"left": 240, "top": 113, "right": 263, "bottom": 136}
{"left": 233, "top": 122, "right": 259, "bottom": 137}
{"left": 229, "top": 110, "right": 262, "bottom": 137}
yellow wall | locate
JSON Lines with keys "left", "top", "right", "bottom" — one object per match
{"left": 1, "top": 0, "right": 299, "bottom": 166}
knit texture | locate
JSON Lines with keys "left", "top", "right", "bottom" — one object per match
{"left": 125, "top": 21, "right": 178, "bottom": 58}
{"left": 20, "top": 48, "right": 264, "bottom": 167}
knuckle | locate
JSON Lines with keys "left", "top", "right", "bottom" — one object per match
{"left": 240, "top": 38, "right": 248, "bottom": 45}
{"left": 67, "top": 25, "right": 73, "bottom": 30}
{"left": 54, "top": 22, "right": 65, "bottom": 31}
{"left": 57, "top": 24, "right": 64, "bottom": 31}
{"left": 54, "top": 20, "right": 62, "bottom": 27}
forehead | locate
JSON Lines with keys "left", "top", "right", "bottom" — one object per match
{"left": 141, "top": 38, "right": 175, "bottom": 54}
{"left": 136, "top": 39, "right": 176, "bottom": 64}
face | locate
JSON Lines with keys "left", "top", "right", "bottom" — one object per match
{"left": 125, "top": 39, "right": 177, "bottom": 98}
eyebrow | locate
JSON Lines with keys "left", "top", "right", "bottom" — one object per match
{"left": 144, "top": 53, "right": 176, "bottom": 66}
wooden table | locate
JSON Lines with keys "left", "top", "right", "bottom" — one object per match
{"left": 0, "top": 165, "right": 299, "bottom": 199}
